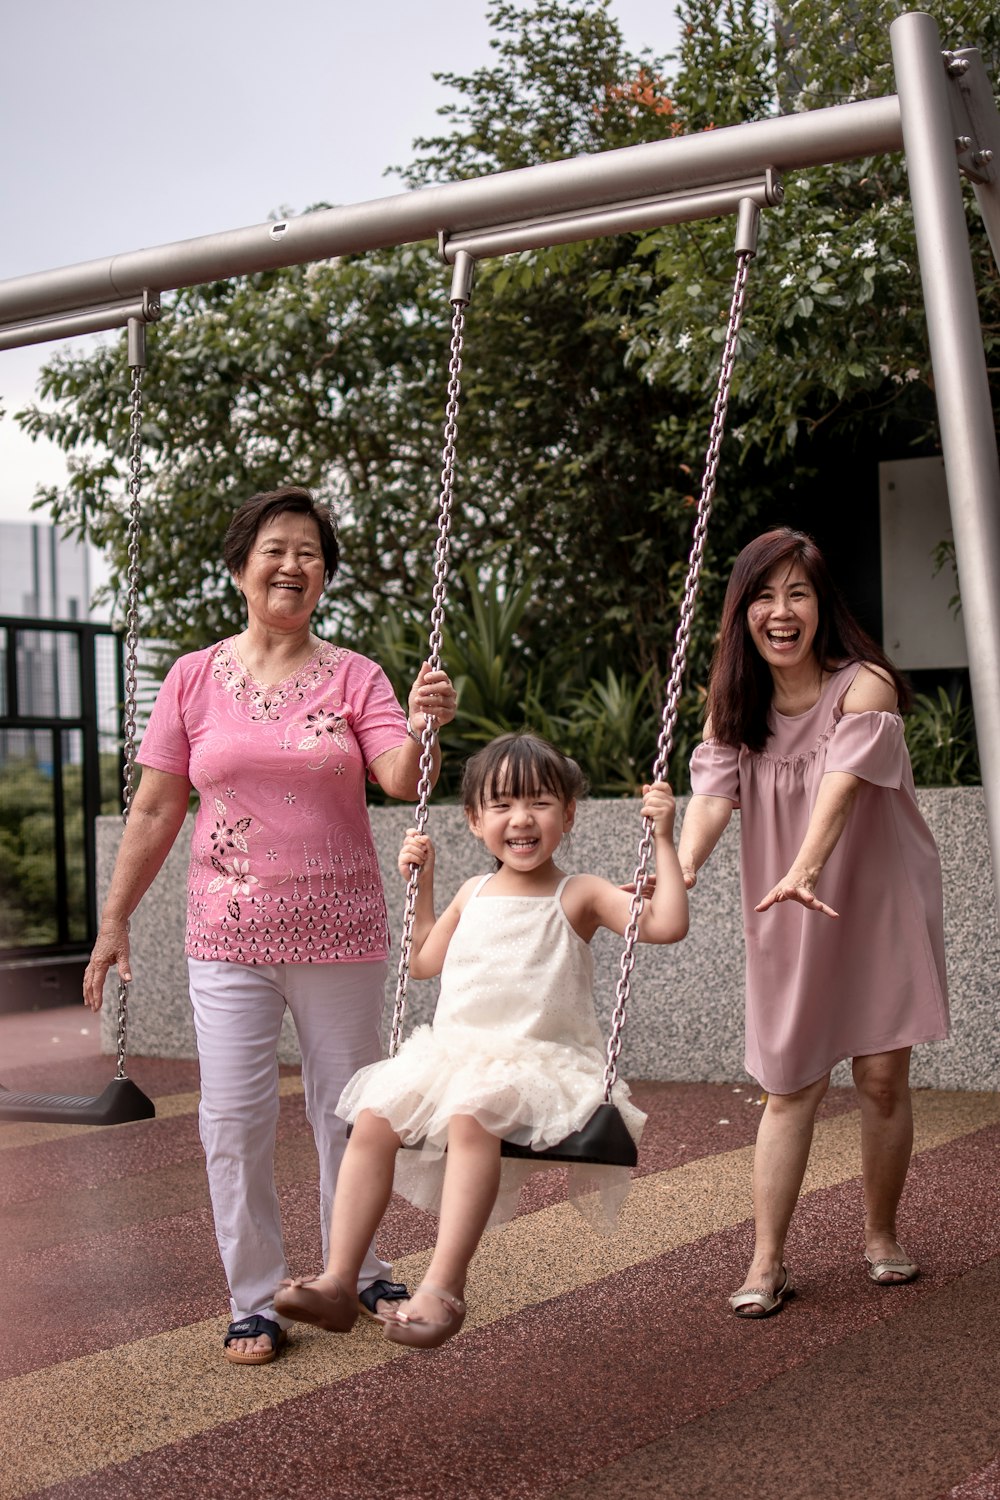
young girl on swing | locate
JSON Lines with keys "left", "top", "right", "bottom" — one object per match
{"left": 275, "top": 731, "right": 688, "bottom": 1349}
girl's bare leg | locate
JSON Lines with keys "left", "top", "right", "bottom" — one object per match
{"left": 852, "top": 1048, "right": 915, "bottom": 1279}
{"left": 405, "top": 1114, "right": 502, "bottom": 1322}
{"left": 319, "top": 1109, "right": 402, "bottom": 1292}
{"left": 734, "top": 1074, "right": 831, "bottom": 1313}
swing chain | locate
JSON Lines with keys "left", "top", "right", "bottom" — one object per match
{"left": 388, "top": 296, "right": 467, "bottom": 1059}
{"left": 115, "top": 336, "right": 146, "bottom": 1080}
{"left": 602, "top": 246, "right": 754, "bottom": 1100}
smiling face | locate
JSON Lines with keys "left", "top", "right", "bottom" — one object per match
{"left": 468, "top": 768, "right": 576, "bottom": 873}
{"left": 233, "top": 511, "right": 326, "bottom": 631}
{"left": 746, "top": 561, "right": 820, "bottom": 671}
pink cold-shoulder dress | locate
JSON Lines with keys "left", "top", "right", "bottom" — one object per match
{"left": 689, "top": 662, "right": 949, "bottom": 1094}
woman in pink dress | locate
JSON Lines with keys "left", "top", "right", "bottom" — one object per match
{"left": 84, "top": 485, "right": 457, "bottom": 1363}
{"left": 678, "top": 528, "right": 948, "bottom": 1317}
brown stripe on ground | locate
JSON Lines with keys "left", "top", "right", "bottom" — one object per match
{"left": 13, "top": 1122, "right": 1000, "bottom": 1500}
{"left": 548, "top": 1258, "right": 1000, "bottom": 1500}
{"left": 0, "top": 1084, "right": 941, "bottom": 1376}
{"left": 4, "top": 1098, "right": 997, "bottom": 1498}
{"left": 2, "top": 1121, "right": 316, "bottom": 1253}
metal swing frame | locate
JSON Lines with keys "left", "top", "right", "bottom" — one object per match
{"left": 0, "top": 11, "right": 996, "bottom": 1101}
{"left": 0, "top": 314, "right": 159, "bottom": 1126}
{"left": 386, "top": 197, "right": 762, "bottom": 1169}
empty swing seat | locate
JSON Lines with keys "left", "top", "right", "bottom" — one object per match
{"left": 0, "top": 1077, "right": 156, "bottom": 1126}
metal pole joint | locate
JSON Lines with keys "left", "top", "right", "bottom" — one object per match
{"left": 441, "top": 242, "right": 476, "bottom": 306}
{"left": 735, "top": 198, "right": 762, "bottom": 257}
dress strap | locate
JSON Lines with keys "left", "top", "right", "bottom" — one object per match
{"left": 554, "top": 874, "right": 575, "bottom": 899}
{"left": 470, "top": 874, "right": 495, "bottom": 899}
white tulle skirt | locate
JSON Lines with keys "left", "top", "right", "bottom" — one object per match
{"left": 337, "top": 1021, "right": 645, "bottom": 1232}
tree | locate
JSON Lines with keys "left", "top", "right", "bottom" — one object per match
{"left": 12, "top": 0, "right": 996, "bottom": 789}
{"left": 616, "top": 0, "right": 999, "bottom": 464}
{"left": 18, "top": 1, "right": 714, "bottom": 724}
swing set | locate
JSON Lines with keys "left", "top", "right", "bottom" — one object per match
{"left": 0, "top": 12, "right": 997, "bottom": 1139}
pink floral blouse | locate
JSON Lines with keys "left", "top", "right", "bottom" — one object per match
{"left": 138, "top": 639, "right": 408, "bottom": 964}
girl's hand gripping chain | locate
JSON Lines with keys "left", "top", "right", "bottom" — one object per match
{"left": 640, "top": 780, "right": 676, "bottom": 839}
{"left": 398, "top": 828, "right": 434, "bottom": 880}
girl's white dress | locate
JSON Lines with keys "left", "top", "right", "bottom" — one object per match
{"left": 337, "top": 874, "right": 646, "bottom": 1229}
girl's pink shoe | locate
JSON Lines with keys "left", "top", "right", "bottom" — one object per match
{"left": 382, "top": 1283, "right": 466, "bottom": 1349}
{"left": 274, "top": 1274, "right": 358, "bottom": 1333}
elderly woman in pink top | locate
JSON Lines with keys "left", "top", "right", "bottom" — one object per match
{"left": 678, "top": 528, "right": 948, "bottom": 1319}
{"left": 84, "top": 485, "right": 457, "bottom": 1364}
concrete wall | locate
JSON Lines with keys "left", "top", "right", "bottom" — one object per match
{"left": 97, "top": 789, "right": 999, "bottom": 1090}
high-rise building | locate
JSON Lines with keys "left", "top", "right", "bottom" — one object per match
{"left": 0, "top": 520, "right": 109, "bottom": 622}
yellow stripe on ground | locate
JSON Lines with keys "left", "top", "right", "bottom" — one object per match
{"left": 0, "top": 1076, "right": 304, "bottom": 1151}
{"left": 2, "top": 1089, "right": 996, "bottom": 1499}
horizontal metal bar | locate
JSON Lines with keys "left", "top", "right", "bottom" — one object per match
{"left": 442, "top": 170, "right": 783, "bottom": 261}
{"left": 0, "top": 717, "right": 90, "bottom": 731}
{"left": 0, "top": 95, "right": 903, "bottom": 335}
{"left": 0, "top": 295, "right": 160, "bottom": 351}
{"left": 0, "top": 616, "right": 118, "bottom": 637}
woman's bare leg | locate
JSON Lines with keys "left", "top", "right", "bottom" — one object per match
{"left": 734, "top": 1074, "right": 831, "bottom": 1312}
{"left": 853, "top": 1048, "right": 915, "bottom": 1280}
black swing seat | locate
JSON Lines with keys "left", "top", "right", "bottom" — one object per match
{"left": 498, "top": 1102, "right": 637, "bottom": 1168}
{"left": 349, "top": 1102, "right": 638, "bottom": 1167}
{"left": 0, "top": 1076, "right": 156, "bottom": 1126}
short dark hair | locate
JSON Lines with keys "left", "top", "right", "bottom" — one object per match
{"left": 707, "top": 527, "right": 910, "bottom": 751}
{"left": 223, "top": 485, "right": 340, "bottom": 582}
{"left": 461, "top": 731, "right": 588, "bottom": 814}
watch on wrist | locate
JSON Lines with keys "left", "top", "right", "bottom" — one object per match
{"left": 405, "top": 717, "right": 423, "bottom": 743}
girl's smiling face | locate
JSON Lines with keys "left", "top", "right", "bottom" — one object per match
{"left": 468, "top": 768, "right": 575, "bottom": 871}
{"left": 746, "top": 561, "right": 820, "bottom": 670}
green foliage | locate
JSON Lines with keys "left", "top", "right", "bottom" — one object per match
{"left": 400, "top": 0, "right": 681, "bottom": 182}
{"left": 10, "top": 0, "right": 994, "bottom": 794}
{"left": 904, "top": 687, "right": 981, "bottom": 787}
{"left": 619, "top": 0, "right": 999, "bottom": 465}
{"left": 367, "top": 562, "right": 696, "bottom": 799}
{"left": 0, "top": 753, "right": 118, "bottom": 948}
{"left": 16, "top": 0, "right": 718, "bottom": 741}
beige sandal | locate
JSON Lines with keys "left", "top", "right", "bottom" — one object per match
{"left": 729, "top": 1265, "right": 792, "bottom": 1318}
{"left": 865, "top": 1250, "right": 919, "bottom": 1284}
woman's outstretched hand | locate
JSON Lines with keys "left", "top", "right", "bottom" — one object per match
{"left": 755, "top": 871, "right": 838, "bottom": 918}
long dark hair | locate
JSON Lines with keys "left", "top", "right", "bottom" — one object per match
{"left": 706, "top": 528, "right": 910, "bottom": 751}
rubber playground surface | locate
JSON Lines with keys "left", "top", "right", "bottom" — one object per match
{"left": 1, "top": 1005, "right": 998, "bottom": 1500}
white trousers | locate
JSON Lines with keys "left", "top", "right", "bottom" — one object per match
{"left": 188, "top": 957, "right": 391, "bottom": 1325}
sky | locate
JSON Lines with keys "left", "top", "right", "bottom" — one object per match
{"left": 0, "top": 0, "right": 682, "bottom": 523}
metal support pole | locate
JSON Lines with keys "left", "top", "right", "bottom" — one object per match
{"left": 891, "top": 12, "right": 1000, "bottom": 921}
{"left": 948, "top": 48, "right": 1000, "bottom": 271}
{"left": 447, "top": 248, "right": 476, "bottom": 306}
{"left": 0, "top": 96, "right": 902, "bottom": 332}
